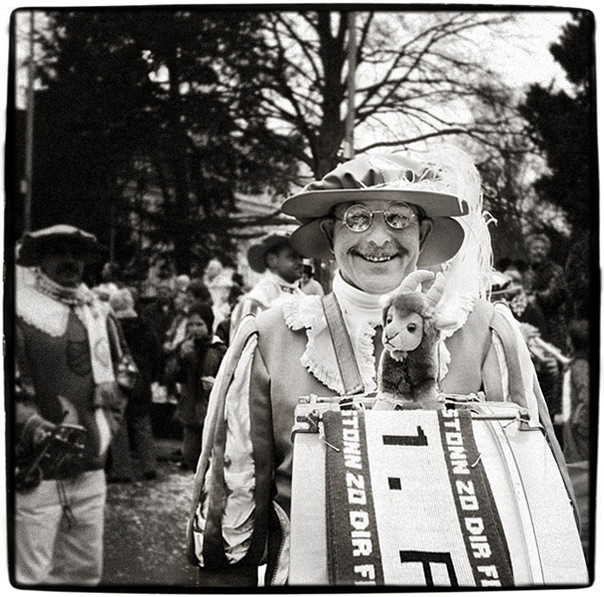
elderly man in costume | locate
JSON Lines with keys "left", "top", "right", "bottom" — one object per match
{"left": 186, "top": 148, "right": 579, "bottom": 586}
{"left": 229, "top": 233, "right": 304, "bottom": 341}
{"left": 13, "top": 224, "right": 128, "bottom": 586}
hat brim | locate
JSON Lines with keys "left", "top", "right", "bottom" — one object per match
{"left": 281, "top": 188, "right": 468, "bottom": 220}
{"left": 17, "top": 234, "right": 107, "bottom": 267}
{"left": 290, "top": 215, "right": 465, "bottom": 267}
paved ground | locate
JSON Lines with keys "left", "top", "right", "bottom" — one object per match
{"left": 100, "top": 439, "right": 201, "bottom": 589}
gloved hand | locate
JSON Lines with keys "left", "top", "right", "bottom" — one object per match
{"left": 20, "top": 414, "right": 56, "bottom": 450}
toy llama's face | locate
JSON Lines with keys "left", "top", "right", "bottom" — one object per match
{"left": 382, "top": 306, "right": 424, "bottom": 360}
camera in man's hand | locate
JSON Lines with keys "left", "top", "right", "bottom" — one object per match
{"left": 15, "top": 423, "right": 88, "bottom": 492}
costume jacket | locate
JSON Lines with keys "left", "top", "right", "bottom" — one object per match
{"left": 525, "top": 259, "right": 568, "bottom": 350}
{"left": 186, "top": 288, "right": 573, "bottom": 586}
{"left": 14, "top": 266, "right": 128, "bottom": 478}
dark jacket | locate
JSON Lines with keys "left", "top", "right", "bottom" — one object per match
{"left": 15, "top": 310, "right": 126, "bottom": 477}
{"left": 526, "top": 259, "right": 569, "bottom": 350}
{"left": 118, "top": 316, "right": 163, "bottom": 415}
{"left": 139, "top": 300, "right": 176, "bottom": 347}
{"left": 165, "top": 338, "right": 226, "bottom": 428}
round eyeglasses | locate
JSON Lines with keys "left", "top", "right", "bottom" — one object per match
{"left": 335, "top": 201, "right": 418, "bottom": 233}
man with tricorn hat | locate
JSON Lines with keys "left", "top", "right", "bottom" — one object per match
{"left": 12, "top": 224, "right": 129, "bottom": 586}
{"left": 229, "top": 233, "right": 304, "bottom": 341}
{"left": 186, "top": 148, "right": 579, "bottom": 586}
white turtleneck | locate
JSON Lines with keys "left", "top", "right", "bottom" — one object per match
{"left": 332, "top": 270, "right": 383, "bottom": 332}
{"left": 331, "top": 270, "right": 384, "bottom": 389}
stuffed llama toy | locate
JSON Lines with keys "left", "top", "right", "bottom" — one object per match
{"left": 377, "top": 270, "right": 446, "bottom": 408}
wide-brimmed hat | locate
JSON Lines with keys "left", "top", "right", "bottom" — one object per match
{"left": 247, "top": 234, "right": 292, "bottom": 273}
{"left": 280, "top": 153, "right": 469, "bottom": 266}
{"left": 17, "top": 224, "right": 106, "bottom": 267}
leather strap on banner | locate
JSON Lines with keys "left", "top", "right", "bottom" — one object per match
{"left": 321, "top": 293, "right": 365, "bottom": 395}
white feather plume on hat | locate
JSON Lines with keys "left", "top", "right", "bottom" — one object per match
{"left": 411, "top": 145, "right": 495, "bottom": 380}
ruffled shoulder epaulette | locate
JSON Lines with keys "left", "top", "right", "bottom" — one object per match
{"left": 16, "top": 267, "right": 70, "bottom": 337}
{"left": 281, "top": 293, "right": 324, "bottom": 331}
{"left": 281, "top": 293, "right": 345, "bottom": 394}
{"left": 16, "top": 266, "right": 110, "bottom": 337}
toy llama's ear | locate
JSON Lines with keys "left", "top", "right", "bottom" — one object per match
{"left": 396, "top": 269, "right": 435, "bottom": 293}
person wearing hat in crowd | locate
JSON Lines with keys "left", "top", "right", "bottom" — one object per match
{"left": 185, "top": 148, "right": 574, "bottom": 586}
{"left": 164, "top": 301, "right": 227, "bottom": 471}
{"left": 106, "top": 288, "right": 162, "bottom": 483}
{"left": 298, "top": 263, "right": 325, "bottom": 296}
{"left": 13, "top": 224, "right": 128, "bottom": 586}
{"left": 228, "top": 233, "right": 304, "bottom": 342}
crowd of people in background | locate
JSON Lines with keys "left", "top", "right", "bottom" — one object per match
{"left": 490, "top": 233, "right": 590, "bottom": 459}
{"left": 81, "top": 226, "right": 591, "bottom": 494}
{"left": 80, "top": 235, "right": 331, "bottom": 480}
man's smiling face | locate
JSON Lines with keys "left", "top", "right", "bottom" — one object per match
{"left": 330, "top": 199, "right": 432, "bottom": 294}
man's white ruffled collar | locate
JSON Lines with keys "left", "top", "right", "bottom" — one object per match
{"left": 17, "top": 266, "right": 75, "bottom": 337}
{"left": 282, "top": 272, "right": 382, "bottom": 394}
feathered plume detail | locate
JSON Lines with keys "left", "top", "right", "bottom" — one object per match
{"left": 395, "top": 145, "right": 495, "bottom": 380}
{"left": 369, "top": 146, "right": 494, "bottom": 335}
{"left": 418, "top": 145, "right": 494, "bottom": 319}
